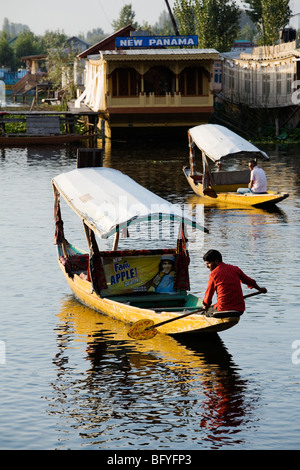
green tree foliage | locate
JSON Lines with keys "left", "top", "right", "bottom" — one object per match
{"left": 174, "top": 0, "right": 240, "bottom": 51}
{"left": 174, "top": 0, "right": 196, "bottom": 35}
{"left": 244, "top": 0, "right": 291, "bottom": 44}
{"left": 39, "top": 31, "right": 69, "bottom": 83}
{"left": 13, "top": 30, "right": 42, "bottom": 66}
{"left": 85, "top": 28, "right": 105, "bottom": 44}
{"left": 238, "top": 22, "right": 256, "bottom": 41}
{"left": 243, "top": 0, "right": 262, "bottom": 24}
{"left": 0, "top": 31, "right": 15, "bottom": 68}
{"left": 262, "top": 0, "right": 291, "bottom": 44}
{"left": 46, "top": 46, "right": 77, "bottom": 95}
{"left": 152, "top": 11, "right": 174, "bottom": 35}
{"left": 25, "top": 30, "right": 76, "bottom": 95}
{"left": 0, "top": 26, "right": 70, "bottom": 69}
{"left": 39, "top": 30, "right": 68, "bottom": 52}
{"left": 111, "top": 3, "right": 139, "bottom": 31}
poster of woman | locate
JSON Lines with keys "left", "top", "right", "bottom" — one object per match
{"left": 151, "top": 254, "right": 176, "bottom": 293}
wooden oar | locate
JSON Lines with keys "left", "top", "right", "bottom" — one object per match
{"left": 243, "top": 291, "right": 265, "bottom": 299}
{"left": 127, "top": 290, "right": 264, "bottom": 340}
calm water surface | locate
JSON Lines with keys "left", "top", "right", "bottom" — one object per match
{"left": 0, "top": 137, "right": 300, "bottom": 451}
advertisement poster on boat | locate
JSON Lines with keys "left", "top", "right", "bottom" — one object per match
{"left": 101, "top": 254, "right": 176, "bottom": 295}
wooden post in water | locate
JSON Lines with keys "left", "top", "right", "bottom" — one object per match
{"left": 101, "top": 119, "right": 105, "bottom": 149}
{"left": 275, "top": 118, "right": 279, "bottom": 137}
{"left": 77, "top": 148, "right": 104, "bottom": 168}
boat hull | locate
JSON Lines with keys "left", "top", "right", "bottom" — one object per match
{"left": 183, "top": 168, "right": 289, "bottom": 208}
{"left": 59, "top": 260, "right": 239, "bottom": 336}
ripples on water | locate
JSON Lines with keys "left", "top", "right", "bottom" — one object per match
{"left": 0, "top": 140, "right": 300, "bottom": 450}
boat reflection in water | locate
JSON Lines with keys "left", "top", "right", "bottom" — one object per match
{"left": 186, "top": 193, "right": 288, "bottom": 252}
{"left": 48, "top": 296, "right": 261, "bottom": 449}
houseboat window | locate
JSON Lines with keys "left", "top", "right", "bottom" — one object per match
{"left": 111, "top": 68, "right": 141, "bottom": 96}
{"left": 286, "top": 73, "right": 292, "bottom": 95}
{"left": 213, "top": 62, "right": 222, "bottom": 85}
{"left": 214, "top": 71, "right": 222, "bottom": 83}
{"left": 276, "top": 72, "right": 282, "bottom": 95}
{"left": 262, "top": 73, "right": 270, "bottom": 97}
{"left": 179, "top": 67, "right": 203, "bottom": 95}
{"left": 143, "top": 66, "right": 175, "bottom": 95}
{"left": 228, "top": 68, "right": 234, "bottom": 94}
{"left": 244, "top": 72, "right": 250, "bottom": 94}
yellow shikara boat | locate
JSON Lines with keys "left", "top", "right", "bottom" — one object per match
{"left": 183, "top": 124, "right": 289, "bottom": 208}
{"left": 52, "top": 165, "right": 241, "bottom": 339}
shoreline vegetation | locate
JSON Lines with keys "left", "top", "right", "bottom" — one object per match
{"left": 253, "top": 127, "right": 300, "bottom": 145}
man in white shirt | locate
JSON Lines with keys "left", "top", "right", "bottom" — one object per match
{"left": 238, "top": 160, "right": 267, "bottom": 194}
{"left": 248, "top": 160, "right": 267, "bottom": 193}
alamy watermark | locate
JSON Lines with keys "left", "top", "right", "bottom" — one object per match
{"left": 291, "top": 340, "right": 300, "bottom": 365}
{"left": 0, "top": 341, "right": 6, "bottom": 365}
{"left": 104, "top": 198, "right": 206, "bottom": 244}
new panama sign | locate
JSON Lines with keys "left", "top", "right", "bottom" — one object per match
{"left": 116, "top": 35, "right": 198, "bottom": 48}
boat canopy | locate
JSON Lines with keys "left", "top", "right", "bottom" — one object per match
{"left": 188, "top": 124, "right": 269, "bottom": 162}
{"left": 52, "top": 167, "right": 208, "bottom": 238}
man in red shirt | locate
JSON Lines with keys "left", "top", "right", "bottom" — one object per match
{"left": 202, "top": 250, "right": 267, "bottom": 317}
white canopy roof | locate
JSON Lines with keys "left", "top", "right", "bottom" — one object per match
{"left": 52, "top": 167, "right": 207, "bottom": 238}
{"left": 188, "top": 124, "right": 269, "bottom": 162}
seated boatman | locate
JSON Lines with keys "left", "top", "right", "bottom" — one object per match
{"left": 237, "top": 160, "right": 267, "bottom": 194}
{"left": 202, "top": 249, "right": 267, "bottom": 317}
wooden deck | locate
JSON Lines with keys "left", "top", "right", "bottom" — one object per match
{"left": 0, "top": 110, "right": 100, "bottom": 146}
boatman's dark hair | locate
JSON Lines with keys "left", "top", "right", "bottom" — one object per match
{"left": 203, "top": 250, "right": 222, "bottom": 262}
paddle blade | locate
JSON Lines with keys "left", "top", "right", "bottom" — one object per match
{"left": 127, "top": 319, "right": 158, "bottom": 340}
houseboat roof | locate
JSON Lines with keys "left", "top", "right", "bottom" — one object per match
{"left": 97, "top": 48, "right": 219, "bottom": 61}
{"left": 82, "top": 49, "right": 220, "bottom": 62}
{"left": 188, "top": 124, "right": 269, "bottom": 162}
{"left": 52, "top": 167, "right": 208, "bottom": 238}
{"left": 78, "top": 25, "right": 136, "bottom": 59}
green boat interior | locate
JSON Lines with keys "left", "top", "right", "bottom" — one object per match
{"left": 106, "top": 292, "right": 203, "bottom": 311}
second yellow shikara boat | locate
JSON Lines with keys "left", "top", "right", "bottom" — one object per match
{"left": 52, "top": 165, "right": 241, "bottom": 338}
{"left": 183, "top": 124, "right": 289, "bottom": 208}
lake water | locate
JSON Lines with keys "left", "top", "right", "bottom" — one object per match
{"left": 1, "top": 136, "right": 300, "bottom": 452}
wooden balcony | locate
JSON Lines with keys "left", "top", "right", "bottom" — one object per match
{"left": 106, "top": 92, "right": 212, "bottom": 110}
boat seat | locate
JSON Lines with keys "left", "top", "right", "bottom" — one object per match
{"left": 60, "top": 254, "right": 89, "bottom": 275}
{"left": 191, "top": 173, "right": 202, "bottom": 183}
{"left": 211, "top": 169, "right": 250, "bottom": 186}
{"left": 26, "top": 115, "right": 61, "bottom": 135}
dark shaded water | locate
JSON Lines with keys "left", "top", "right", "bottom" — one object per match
{"left": 0, "top": 138, "right": 300, "bottom": 450}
